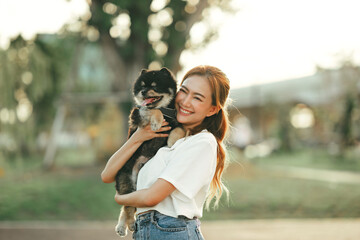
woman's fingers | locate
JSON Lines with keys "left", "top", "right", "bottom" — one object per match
{"left": 156, "top": 133, "right": 169, "bottom": 138}
{"left": 156, "top": 125, "right": 171, "bottom": 132}
{"left": 136, "top": 121, "right": 171, "bottom": 140}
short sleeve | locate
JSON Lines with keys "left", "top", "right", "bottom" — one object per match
{"left": 158, "top": 133, "right": 217, "bottom": 199}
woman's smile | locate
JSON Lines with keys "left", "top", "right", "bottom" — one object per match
{"left": 178, "top": 107, "right": 193, "bottom": 115}
{"left": 175, "top": 75, "right": 218, "bottom": 131}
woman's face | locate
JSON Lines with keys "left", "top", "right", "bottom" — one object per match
{"left": 175, "top": 75, "right": 218, "bottom": 131}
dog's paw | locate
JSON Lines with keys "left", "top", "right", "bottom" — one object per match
{"left": 115, "top": 223, "right": 127, "bottom": 237}
{"left": 167, "top": 127, "right": 186, "bottom": 147}
{"left": 151, "top": 120, "right": 162, "bottom": 131}
{"left": 128, "top": 222, "right": 136, "bottom": 232}
{"left": 150, "top": 109, "right": 164, "bottom": 131}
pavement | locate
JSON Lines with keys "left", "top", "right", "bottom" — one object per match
{"left": 259, "top": 165, "right": 360, "bottom": 184}
{"left": 1, "top": 218, "right": 360, "bottom": 240}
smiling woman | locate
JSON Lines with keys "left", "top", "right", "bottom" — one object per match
{"left": 101, "top": 65, "right": 231, "bottom": 239}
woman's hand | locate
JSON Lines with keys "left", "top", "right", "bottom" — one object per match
{"left": 101, "top": 121, "right": 170, "bottom": 184}
{"left": 130, "top": 121, "right": 171, "bottom": 144}
{"left": 114, "top": 192, "right": 125, "bottom": 205}
{"left": 114, "top": 179, "right": 176, "bottom": 208}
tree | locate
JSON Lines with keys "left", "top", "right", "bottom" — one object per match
{"left": 318, "top": 58, "right": 360, "bottom": 158}
{"left": 0, "top": 35, "right": 76, "bottom": 157}
{"left": 83, "top": 0, "right": 235, "bottom": 92}
{"left": 335, "top": 62, "right": 360, "bottom": 155}
{"left": 0, "top": 0, "right": 236, "bottom": 161}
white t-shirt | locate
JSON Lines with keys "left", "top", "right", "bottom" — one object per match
{"left": 136, "top": 130, "right": 217, "bottom": 219}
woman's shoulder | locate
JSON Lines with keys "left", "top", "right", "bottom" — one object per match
{"left": 187, "top": 130, "right": 217, "bottom": 146}
{"left": 170, "top": 129, "right": 217, "bottom": 150}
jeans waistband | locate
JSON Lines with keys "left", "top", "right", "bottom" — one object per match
{"left": 137, "top": 210, "right": 197, "bottom": 222}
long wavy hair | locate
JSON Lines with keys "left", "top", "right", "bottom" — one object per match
{"left": 180, "top": 65, "right": 230, "bottom": 209}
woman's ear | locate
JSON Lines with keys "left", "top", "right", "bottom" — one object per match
{"left": 206, "top": 106, "right": 221, "bottom": 117}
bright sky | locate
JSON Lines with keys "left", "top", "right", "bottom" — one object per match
{"left": 1, "top": 0, "right": 360, "bottom": 89}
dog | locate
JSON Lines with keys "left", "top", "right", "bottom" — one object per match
{"left": 114, "top": 67, "right": 185, "bottom": 237}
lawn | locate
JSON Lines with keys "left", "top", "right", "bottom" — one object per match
{"left": 1, "top": 148, "right": 360, "bottom": 221}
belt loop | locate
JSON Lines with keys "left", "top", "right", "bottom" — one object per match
{"left": 150, "top": 210, "right": 155, "bottom": 222}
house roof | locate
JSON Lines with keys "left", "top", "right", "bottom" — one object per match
{"left": 229, "top": 69, "right": 358, "bottom": 108}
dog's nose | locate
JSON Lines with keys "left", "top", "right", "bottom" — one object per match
{"left": 141, "top": 90, "right": 147, "bottom": 96}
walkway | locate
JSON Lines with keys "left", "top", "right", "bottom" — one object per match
{"left": 1, "top": 218, "right": 360, "bottom": 240}
{"left": 258, "top": 165, "right": 360, "bottom": 184}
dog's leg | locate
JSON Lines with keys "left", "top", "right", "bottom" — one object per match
{"left": 125, "top": 206, "right": 137, "bottom": 232}
{"left": 115, "top": 206, "right": 128, "bottom": 237}
{"left": 150, "top": 109, "right": 164, "bottom": 131}
{"left": 168, "top": 127, "right": 186, "bottom": 147}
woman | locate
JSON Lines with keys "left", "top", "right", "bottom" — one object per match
{"left": 101, "top": 65, "right": 230, "bottom": 239}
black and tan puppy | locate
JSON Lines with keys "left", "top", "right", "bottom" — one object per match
{"left": 114, "top": 68, "right": 185, "bottom": 237}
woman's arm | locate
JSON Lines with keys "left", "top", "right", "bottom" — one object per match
{"left": 114, "top": 178, "right": 176, "bottom": 207}
{"left": 101, "top": 122, "right": 171, "bottom": 183}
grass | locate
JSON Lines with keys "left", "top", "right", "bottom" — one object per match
{"left": 1, "top": 148, "right": 360, "bottom": 221}
{"left": 204, "top": 171, "right": 360, "bottom": 220}
{"left": 0, "top": 166, "right": 118, "bottom": 221}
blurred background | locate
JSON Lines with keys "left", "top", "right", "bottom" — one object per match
{"left": 0, "top": 0, "right": 360, "bottom": 237}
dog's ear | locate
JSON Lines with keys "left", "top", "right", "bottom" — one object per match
{"left": 141, "top": 69, "right": 148, "bottom": 75}
{"left": 160, "top": 67, "right": 171, "bottom": 75}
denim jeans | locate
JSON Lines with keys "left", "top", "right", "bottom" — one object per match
{"left": 133, "top": 210, "right": 205, "bottom": 240}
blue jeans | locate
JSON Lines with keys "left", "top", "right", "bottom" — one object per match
{"left": 133, "top": 210, "right": 205, "bottom": 240}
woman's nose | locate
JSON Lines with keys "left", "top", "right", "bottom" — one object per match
{"left": 182, "top": 94, "right": 191, "bottom": 107}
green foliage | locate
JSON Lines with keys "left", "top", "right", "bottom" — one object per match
{"left": 1, "top": 149, "right": 360, "bottom": 221}
{"left": 0, "top": 0, "right": 236, "bottom": 162}
{"left": 0, "top": 168, "right": 117, "bottom": 220}
{"left": 85, "top": 0, "right": 234, "bottom": 72}
{"left": 0, "top": 35, "right": 77, "bottom": 156}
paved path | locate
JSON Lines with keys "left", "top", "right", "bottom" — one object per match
{"left": 1, "top": 219, "right": 360, "bottom": 240}
{"left": 258, "top": 165, "right": 360, "bottom": 184}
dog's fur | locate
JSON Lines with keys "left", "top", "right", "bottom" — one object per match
{"left": 114, "top": 68, "right": 185, "bottom": 237}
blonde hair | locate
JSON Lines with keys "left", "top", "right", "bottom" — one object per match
{"left": 181, "top": 65, "right": 230, "bottom": 209}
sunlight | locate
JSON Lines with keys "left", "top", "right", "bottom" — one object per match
{"left": 111, "top": 13, "right": 131, "bottom": 40}
{"left": 157, "top": 8, "right": 173, "bottom": 27}
{"left": 153, "top": 41, "right": 168, "bottom": 56}
{"left": 244, "top": 142, "right": 272, "bottom": 159}
{"left": 148, "top": 28, "right": 162, "bottom": 43}
{"left": 1, "top": 0, "right": 360, "bottom": 89}
{"left": 290, "top": 104, "right": 315, "bottom": 129}
{"left": 180, "top": 0, "right": 360, "bottom": 89}
{"left": 0, "top": 108, "right": 16, "bottom": 124}
{"left": 148, "top": 61, "right": 162, "bottom": 70}
{"left": 86, "top": 26, "right": 99, "bottom": 42}
{"left": 103, "top": 2, "right": 117, "bottom": 15}
{"left": 185, "top": 5, "right": 197, "bottom": 14}
{"left": 189, "top": 22, "right": 207, "bottom": 45}
{"left": 150, "top": 0, "right": 169, "bottom": 12}
{"left": 21, "top": 72, "right": 33, "bottom": 85}
{"left": 0, "top": 108, "right": 9, "bottom": 123}
{"left": 16, "top": 98, "right": 33, "bottom": 123}
{"left": 0, "top": 0, "right": 89, "bottom": 49}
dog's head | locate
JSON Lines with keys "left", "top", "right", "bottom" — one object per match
{"left": 133, "top": 67, "right": 177, "bottom": 108}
